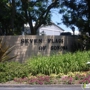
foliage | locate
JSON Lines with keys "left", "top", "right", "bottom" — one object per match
{"left": 78, "top": 34, "right": 90, "bottom": 50}
{"left": 0, "top": 39, "right": 16, "bottom": 62}
{"left": 61, "top": 76, "right": 74, "bottom": 84}
{"left": 50, "top": 73, "right": 58, "bottom": 78}
{"left": 71, "top": 34, "right": 90, "bottom": 52}
{"left": 13, "top": 71, "right": 90, "bottom": 84}
{"left": 1, "top": 50, "right": 90, "bottom": 83}
{"left": 70, "top": 38, "right": 82, "bottom": 52}
{"left": 14, "top": 75, "right": 50, "bottom": 85}
{"left": 26, "top": 51, "right": 90, "bottom": 75}
{"left": 0, "top": 0, "right": 60, "bottom": 35}
{"left": 0, "top": 61, "right": 29, "bottom": 82}
{"left": 59, "top": 0, "right": 90, "bottom": 34}
{"left": 0, "top": 0, "right": 25, "bottom": 35}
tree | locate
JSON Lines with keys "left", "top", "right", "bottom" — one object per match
{"left": 11, "top": 0, "right": 16, "bottom": 32}
{"left": 59, "top": 0, "right": 90, "bottom": 51}
{"left": 0, "top": 0, "right": 10, "bottom": 35}
{"left": 20, "top": 0, "right": 60, "bottom": 35}
{"left": 0, "top": 0, "right": 25, "bottom": 35}
{"left": 59, "top": 0, "right": 90, "bottom": 34}
{"left": 0, "top": 0, "right": 60, "bottom": 35}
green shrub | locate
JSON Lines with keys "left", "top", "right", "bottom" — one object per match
{"left": 0, "top": 62, "right": 29, "bottom": 83}
{"left": 1, "top": 50, "right": 90, "bottom": 83}
{"left": 26, "top": 51, "right": 90, "bottom": 75}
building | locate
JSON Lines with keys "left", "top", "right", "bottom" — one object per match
{"left": 38, "top": 23, "right": 64, "bottom": 35}
{"left": 23, "top": 22, "right": 65, "bottom": 35}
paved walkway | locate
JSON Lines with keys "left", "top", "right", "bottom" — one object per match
{"left": 0, "top": 87, "right": 84, "bottom": 90}
{"left": 0, "top": 84, "right": 88, "bottom": 90}
{"left": 0, "top": 84, "right": 81, "bottom": 87}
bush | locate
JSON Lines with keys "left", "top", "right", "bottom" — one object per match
{"left": 0, "top": 62, "right": 29, "bottom": 83}
{"left": 1, "top": 50, "right": 90, "bottom": 83}
{"left": 26, "top": 51, "right": 90, "bottom": 75}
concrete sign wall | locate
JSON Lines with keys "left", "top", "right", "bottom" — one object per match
{"left": 0, "top": 36, "right": 76, "bottom": 62}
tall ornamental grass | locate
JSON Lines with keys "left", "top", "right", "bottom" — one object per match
{"left": 26, "top": 51, "right": 90, "bottom": 75}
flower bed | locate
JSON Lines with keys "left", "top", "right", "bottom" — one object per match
{"left": 12, "top": 71, "right": 90, "bottom": 85}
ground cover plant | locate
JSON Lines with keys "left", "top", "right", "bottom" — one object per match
{"left": 0, "top": 50, "right": 90, "bottom": 84}
{"left": 10, "top": 71, "right": 90, "bottom": 85}
{"left": 0, "top": 62, "right": 29, "bottom": 83}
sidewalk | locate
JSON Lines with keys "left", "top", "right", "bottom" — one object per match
{"left": 0, "top": 83, "right": 82, "bottom": 87}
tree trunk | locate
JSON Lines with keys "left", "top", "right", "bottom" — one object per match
{"left": 28, "top": 12, "right": 36, "bottom": 35}
{"left": 11, "top": 0, "right": 15, "bottom": 34}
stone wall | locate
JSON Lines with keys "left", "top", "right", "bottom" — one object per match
{"left": 0, "top": 35, "right": 77, "bottom": 62}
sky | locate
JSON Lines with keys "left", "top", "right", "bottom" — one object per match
{"left": 51, "top": 9, "right": 80, "bottom": 35}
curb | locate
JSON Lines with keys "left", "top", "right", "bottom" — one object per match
{"left": 0, "top": 84, "right": 82, "bottom": 87}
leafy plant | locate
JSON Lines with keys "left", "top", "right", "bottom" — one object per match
{"left": 0, "top": 38, "right": 16, "bottom": 62}
{"left": 0, "top": 62, "right": 30, "bottom": 83}
{"left": 1, "top": 50, "right": 90, "bottom": 83}
{"left": 14, "top": 75, "right": 50, "bottom": 85}
{"left": 61, "top": 76, "right": 74, "bottom": 84}
{"left": 26, "top": 51, "right": 90, "bottom": 75}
